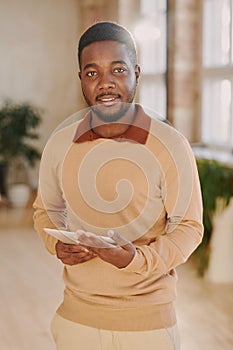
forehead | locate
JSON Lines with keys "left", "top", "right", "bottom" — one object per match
{"left": 80, "top": 40, "right": 132, "bottom": 69}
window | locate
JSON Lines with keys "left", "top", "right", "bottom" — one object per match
{"left": 119, "top": 0, "right": 167, "bottom": 118}
{"left": 202, "top": 0, "right": 233, "bottom": 150}
{"left": 134, "top": 0, "right": 167, "bottom": 117}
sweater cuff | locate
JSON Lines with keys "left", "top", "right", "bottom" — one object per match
{"left": 121, "top": 249, "right": 145, "bottom": 273}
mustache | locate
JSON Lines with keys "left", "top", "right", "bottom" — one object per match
{"left": 95, "top": 92, "right": 120, "bottom": 101}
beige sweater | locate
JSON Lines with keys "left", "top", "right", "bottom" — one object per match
{"left": 33, "top": 105, "right": 203, "bottom": 331}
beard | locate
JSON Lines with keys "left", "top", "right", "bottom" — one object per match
{"left": 90, "top": 102, "right": 132, "bottom": 123}
{"left": 82, "top": 86, "right": 137, "bottom": 123}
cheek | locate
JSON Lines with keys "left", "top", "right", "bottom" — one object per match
{"left": 124, "top": 75, "right": 137, "bottom": 87}
{"left": 121, "top": 78, "right": 137, "bottom": 94}
{"left": 81, "top": 81, "right": 94, "bottom": 95}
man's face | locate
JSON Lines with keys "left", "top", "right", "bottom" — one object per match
{"left": 79, "top": 40, "right": 140, "bottom": 122}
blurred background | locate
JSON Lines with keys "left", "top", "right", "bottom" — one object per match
{"left": 0, "top": 0, "right": 232, "bottom": 349}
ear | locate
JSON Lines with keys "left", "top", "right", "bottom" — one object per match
{"left": 135, "top": 64, "right": 140, "bottom": 84}
{"left": 78, "top": 71, "right": 82, "bottom": 80}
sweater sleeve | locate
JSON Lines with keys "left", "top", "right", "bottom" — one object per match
{"left": 33, "top": 139, "right": 68, "bottom": 255}
{"left": 33, "top": 191, "right": 58, "bottom": 255}
{"left": 123, "top": 135, "right": 204, "bottom": 277}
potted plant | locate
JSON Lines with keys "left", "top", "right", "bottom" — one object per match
{"left": 0, "top": 100, "right": 42, "bottom": 206}
{"left": 195, "top": 158, "right": 233, "bottom": 276}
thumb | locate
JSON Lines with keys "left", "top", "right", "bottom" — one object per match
{"left": 107, "top": 230, "right": 131, "bottom": 247}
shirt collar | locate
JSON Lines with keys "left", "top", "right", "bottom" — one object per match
{"left": 72, "top": 104, "right": 151, "bottom": 145}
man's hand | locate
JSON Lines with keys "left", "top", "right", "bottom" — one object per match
{"left": 76, "top": 230, "right": 136, "bottom": 269}
{"left": 55, "top": 240, "right": 97, "bottom": 265}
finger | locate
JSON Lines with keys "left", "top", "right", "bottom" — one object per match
{"left": 107, "top": 230, "right": 131, "bottom": 247}
{"left": 78, "top": 232, "right": 111, "bottom": 249}
{"left": 57, "top": 251, "right": 97, "bottom": 264}
{"left": 56, "top": 240, "right": 89, "bottom": 253}
{"left": 66, "top": 245, "right": 89, "bottom": 253}
{"left": 60, "top": 255, "right": 90, "bottom": 265}
{"left": 74, "top": 230, "right": 95, "bottom": 245}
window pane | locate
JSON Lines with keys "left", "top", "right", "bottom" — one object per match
{"left": 135, "top": 0, "right": 167, "bottom": 73}
{"left": 202, "top": 0, "right": 233, "bottom": 149}
{"left": 232, "top": 0, "right": 233, "bottom": 62}
{"left": 133, "top": 0, "right": 167, "bottom": 116}
{"left": 203, "top": 0, "right": 231, "bottom": 66}
{"left": 202, "top": 78, "right": 232, "bottom": 146}
{"left": 139, "top": 76, "right": 166, "bottom": 116}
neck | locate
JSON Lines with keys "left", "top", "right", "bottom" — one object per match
{"left": 90, "top": 104, "right": 136, "bottom": 138}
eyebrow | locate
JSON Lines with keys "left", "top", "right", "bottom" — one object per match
{"left": 83, "top": 60, "right": 128, "bottom": 71}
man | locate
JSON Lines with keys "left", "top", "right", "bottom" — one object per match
{"left": 33, "top": 22, "right": 203, "bottom": 350}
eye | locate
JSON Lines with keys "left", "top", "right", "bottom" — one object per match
{"left": 113, "top": 67, "right": 126, "bottom": 74}
{"left": 86, "top": 71, "right": 97, "bottom": 77}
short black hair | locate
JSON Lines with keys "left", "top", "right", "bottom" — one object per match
{"left": 78, "top": 21, "right": 137, "bottom": 69}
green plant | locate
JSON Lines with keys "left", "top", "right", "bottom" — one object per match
{"left": 195, "top": 158, "right": 233, "bottom": 276}
{"left": 0, "top": 100, "right": 42, "bottom": 197}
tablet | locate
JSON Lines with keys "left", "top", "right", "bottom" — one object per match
{"left": 43, "top": 228, "right": 116, "bottom": 245}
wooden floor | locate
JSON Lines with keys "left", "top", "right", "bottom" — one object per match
{"left": 0, "top": 208, "right": 232, "bottom": 350}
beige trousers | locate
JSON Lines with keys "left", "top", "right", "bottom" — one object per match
{"left": 51, "top": 313, "right": 180, "bottom": 350}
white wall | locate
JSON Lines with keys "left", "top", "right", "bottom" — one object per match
{"left": 0, "top": 0, "right": 82, "bottom": 150}
{"left": 206, "top": 198, "right": 233, "bottom": 283}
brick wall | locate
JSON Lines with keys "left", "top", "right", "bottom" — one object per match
{"left": 167, "top": 0, "right": 203, "bottom": 142}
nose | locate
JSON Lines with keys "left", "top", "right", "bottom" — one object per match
{"left": 98, "top": 71, "right": 115, "bottom": 90}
